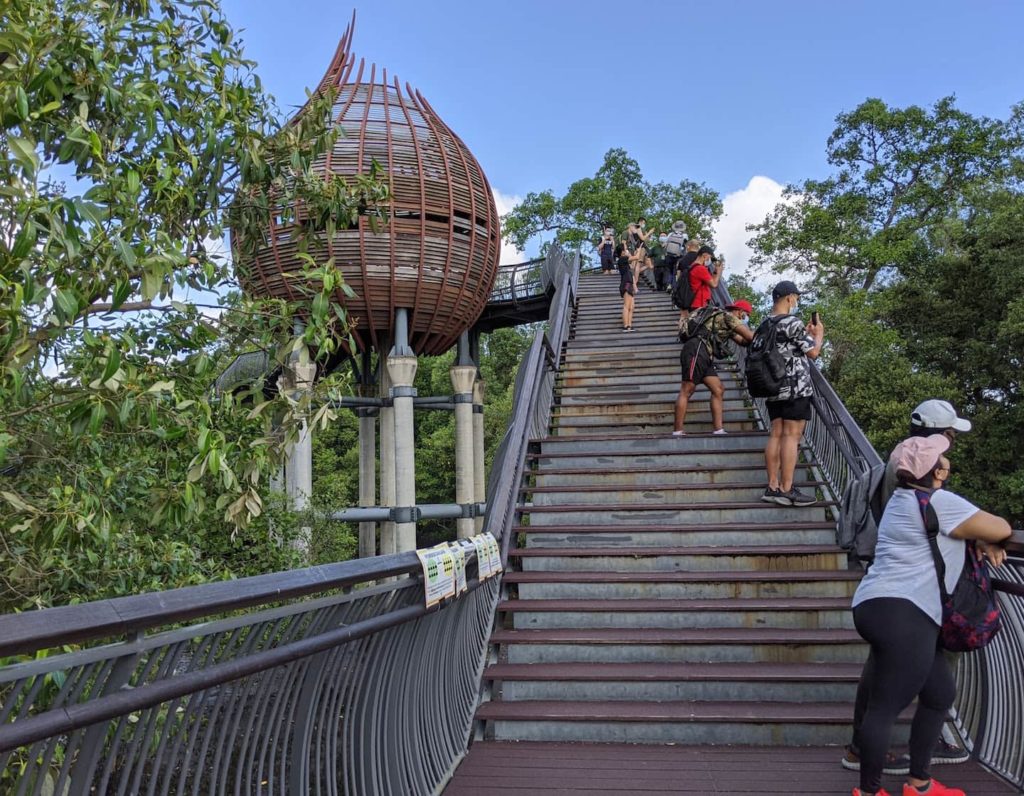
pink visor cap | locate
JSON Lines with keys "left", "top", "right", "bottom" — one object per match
{"left": 889, "top": 435, "right": 951, "bottom": 481}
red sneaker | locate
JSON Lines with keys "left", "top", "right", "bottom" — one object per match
{"left": 853, "top": 789, "right": 892, "bottom": 796}
{"left": 902, "top": 781, "right": 965, "bottom": 796}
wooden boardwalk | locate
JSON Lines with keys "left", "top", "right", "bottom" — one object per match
{"left": 443, "top": 742, "right": 1020, "bottom": 795}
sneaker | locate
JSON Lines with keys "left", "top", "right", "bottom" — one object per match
{"left": 761, "top": 487, "right": 786, "bottom": 504}
{"left": 783, "top": 487, "right": 817, "bottom": 507}
{"left": 671, "top": 430, "right": 686, "bottom": 437}
{"left": 931, "top": 738, "right": 969, "bottom": 766}
{"left": 711, "top": 428, "right": 728, "bottom": 435}
{"left": 841, "top": 745, "right": 911, "bottom": 775}
{"left": 853, "top": 790, "right": 892, "bottom": 796}
{"left": 902, "top": 780, "right": 965, "bottom": 796}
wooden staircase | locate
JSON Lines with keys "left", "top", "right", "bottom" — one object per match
{"left": 475, "top": 272, "right": 884, "bottom": 747}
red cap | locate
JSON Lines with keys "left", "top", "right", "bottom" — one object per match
{"left": 726, "top": 300, "right": 753, "bottom": 314}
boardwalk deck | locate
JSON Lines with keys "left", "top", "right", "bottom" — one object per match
{"left": 443, "top": 742, "right": 1020, "bottom": 795}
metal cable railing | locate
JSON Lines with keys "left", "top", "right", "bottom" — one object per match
{"left": 713, "top": 281, "right": 1024, "bottom": 791}
{"left": 0, "top": 243, "right": 580, "bottom": 796}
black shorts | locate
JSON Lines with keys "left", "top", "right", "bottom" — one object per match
{"left": 600, "top": 252, "right": 615, "bottom": 271}
{"left": 619, "top": 279, "right": 635, "bottom": 298}
{"left": 766, "top": 396, "right": 813, "bottom": 422}
{"left": 680, "top": 339, "right": 717, "bottom": 383}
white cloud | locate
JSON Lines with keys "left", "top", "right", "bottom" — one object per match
{"left": 492, "top": 188, "right": 524, "bottom": 265}
{"left": 712, "top": 175, "right": 795, "bottom": 291}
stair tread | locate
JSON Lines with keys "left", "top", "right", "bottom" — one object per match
{"left": 483, "top": 661, "right": 863, "bottom": 681}
{"left": 504, "top": 570, "right": 861, "bottom": 583}
{"left": 475, "top": 700, "right": 890, "bottom": 723}
{"left": 498, "top": 597, "right": 852, "bottom": 612}
{"left": 490, "top": 627, "right": 862, "bottom": 644}
{"left": 529, "top": 465, "right": 811, "bottom": 475}
{"left": 532, "top": 431, "right": 769, "bottom": 443}
{"left": 512, "top": 521, "right": 833, "bottom": 532}
{"left": 523, "top": 501, "right": 838, "bottom": 511}
{"left": 507, "top": 545, "right": 842, "bottom": 557}
{"left": 522, "top": 482, "right": 823, "bottom": 493}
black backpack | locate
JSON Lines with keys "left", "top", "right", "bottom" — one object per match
{"left": 671, "top": 262, "right": 697, "bottom": 309}
{"left": 744, "top": 316, "right": 788, "bottom": 397}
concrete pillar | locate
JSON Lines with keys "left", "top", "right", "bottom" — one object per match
{"left": 282, "top": 358, "right": 315, "bottom": 558}
{"left": 472, "top": 379, "right": 486, "bottom": 533}
{"left": 450, "top": 364, "right": 477, "bottom": 539}
{"left": 387, "top": 352, "right": 418, "bottom": 552}
{"left": 378, "top": 361, "right": 397, "bottom": 556}
{"left": 357, "top": 404, "right": 377, "bottom": 559}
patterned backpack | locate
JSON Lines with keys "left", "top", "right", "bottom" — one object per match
{"left": 915, "top": 489, "right": 1001, "bottom": 652}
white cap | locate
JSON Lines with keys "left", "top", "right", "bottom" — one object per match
{"left": 910, "top": 399, "right": 972, "bottom": 433}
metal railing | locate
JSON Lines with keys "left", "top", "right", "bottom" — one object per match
{"left": 0, "top": 244, "right": 580, "bottom": 796}
{"left": 0, "top": 553, "right": 498, "bottom": 795}
{"left": 713, "top": 281, "right": 1024, "bottom": 791}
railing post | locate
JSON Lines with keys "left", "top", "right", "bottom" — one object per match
{"left": 452, "top": 333, "right": 477, "bottom": 540}
{"left": 388, "top": 309, "right": 418, "bottom": 553}
{"left": 473, "top": 379, "right": 486, "bottom": 534}
{"left": 379, "top": 354, "right": 397, "bottom": 556}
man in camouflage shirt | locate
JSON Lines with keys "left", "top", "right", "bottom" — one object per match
{"left": 673, "top": 301, "right": 754, "bottom": 436}
{"left": 760, "top": 280, "right": 825, "bottom": 507}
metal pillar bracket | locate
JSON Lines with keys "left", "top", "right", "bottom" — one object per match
{"left": 452, "top": 394, "right": 474, "bottom": 405}
{"left": 472, "top": 405, "right": 484, "bottom": 414}
{"left": 391, "top": 505, "right": 422, "bottom": 524}
{"left": 391, "top": 386, "right": 418, "bottom": 399}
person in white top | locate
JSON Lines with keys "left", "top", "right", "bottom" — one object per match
{"left": 848, "top": 435, "right": 1010, "bottom": 796}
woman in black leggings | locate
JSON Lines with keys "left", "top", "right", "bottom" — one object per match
{"left": 849, "top": 435, "right": 1010, "bottom": 796}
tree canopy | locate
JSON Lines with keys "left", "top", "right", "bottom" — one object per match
{"left": 749, "top": 97, "right": 1024, "bottom": 294}
{"left": 0, "top": 0, "right": 388, "bottom": 610}
{"left": 501, "top": 148, "right": 722, "bottom": 256}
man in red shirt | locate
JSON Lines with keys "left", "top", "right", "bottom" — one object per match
{"left": 688, "top": 246, "right": 724, "bottom": 310}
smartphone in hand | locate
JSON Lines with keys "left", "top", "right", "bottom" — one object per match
{"left": 811, "top": 311, "right": 820, "bottom": 326}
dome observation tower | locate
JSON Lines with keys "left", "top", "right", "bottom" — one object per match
{"left": 232, "top": 15, "right": 501, "bottom": 357}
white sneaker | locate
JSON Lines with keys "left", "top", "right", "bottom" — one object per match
{"left": 671, "top": 430, "right": 686, "bottom": 436}
{"left": 712, "top": 429, "right": 728, "bottom": 435}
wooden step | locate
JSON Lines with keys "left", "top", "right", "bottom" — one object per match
{"left": 503, "top": 570, "right": 860, "bottom": 584}
{"left": 507, "top": 545, "right": 841, "bottom": 559}
{"left": 483, "top": 661, "right": 862, "bottom": 682}
{"left": 476, "top": 699, "right": 894, "bottom": 724}
{"left": 498, "top": 596, "right": 852, "bottom": 613}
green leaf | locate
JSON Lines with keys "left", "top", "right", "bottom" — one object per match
{"left": 146, "top": 380, "right": 176, "bottom": 394}
{"left": 101, "top": 348, "right": 121, "bottom": 383}
{"left": 54, "top": 289, "right": 79, "bottom": 320}
{"left": 141, "top": 269, "right": 162, "bottom": 300}
{"left": 9, "top": 136, "right": 40, "bottom": 175}
{"left": 15, "top": 86, "right": 29, "bottom": 120}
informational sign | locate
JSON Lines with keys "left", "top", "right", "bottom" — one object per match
{"left": 472, "top": 534, "right": 492, "bottom": 579}
{"left": 484, "top": 532, "right": 503, "bottom": 576}
{"left": 450, "top": 542, "right": 468, "bottom": 595}
{"left": 470, "top": 533, "right": 503, "bottom": 581}
{"left": 415, "top": 544, "right": 456, "bottom": 607}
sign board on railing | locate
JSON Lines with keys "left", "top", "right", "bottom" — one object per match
{"left": 415, "top": 533, "right": 502, "bottom": 607}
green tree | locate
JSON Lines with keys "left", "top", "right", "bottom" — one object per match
{"left": 0, "top": 0, "right": 387, "bottom": 610}
{"left": 748, "top": 97, "right": 1023, "bottom": 294}
{"left": 748, "top": 96, "right": 1024, "bottom": 524}
{"left": 501, "top": 148, "right": 722, "bottom": 257}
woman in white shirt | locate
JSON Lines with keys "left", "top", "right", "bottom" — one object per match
{"left": 849, "top": 435, "right": 1010, "bottom": 796}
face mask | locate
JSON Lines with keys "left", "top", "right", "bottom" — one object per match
{"left": 790, "top": 299, "right": 800, "bottom": 314}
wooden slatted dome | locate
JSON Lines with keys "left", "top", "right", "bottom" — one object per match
{"left": 232, "top": 16, "right": 501, "bottom": 356}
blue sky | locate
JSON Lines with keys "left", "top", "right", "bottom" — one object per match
{"left": 221, "top": 0, "right": 1023, "bottom": 269}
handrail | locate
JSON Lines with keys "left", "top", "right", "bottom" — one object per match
{"left": 712, "top": 280, "right": 1024, "bottom": 791}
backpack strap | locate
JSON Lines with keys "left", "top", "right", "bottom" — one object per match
{"left": 914, "top": 488, "right": 950, "bottom": 604}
